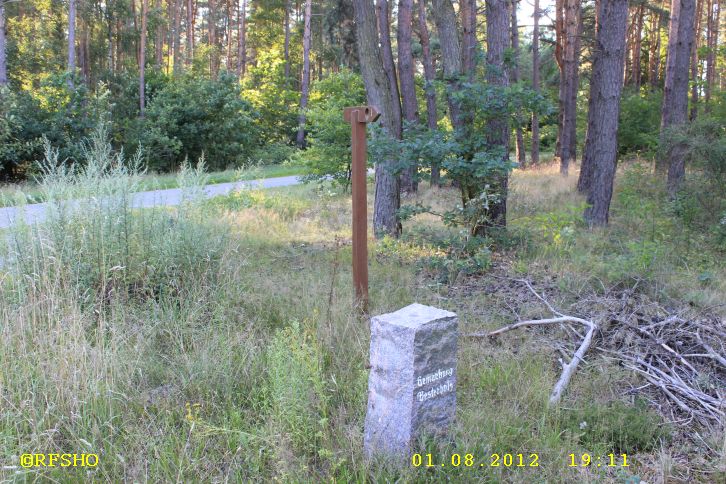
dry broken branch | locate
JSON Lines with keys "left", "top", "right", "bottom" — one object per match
{"left": 466, "top": 280, "right": 598, "bottom": 405}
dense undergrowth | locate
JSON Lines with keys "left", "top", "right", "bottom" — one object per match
{"left": 1, "top": 138, "right": 724, "bottom": 481}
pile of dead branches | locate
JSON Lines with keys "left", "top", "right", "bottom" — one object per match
{"left": 466, "top": 278, "right": 726, "bottom": 428}
{"left": 595, "top": 300, "right": 725, "bottom": 426}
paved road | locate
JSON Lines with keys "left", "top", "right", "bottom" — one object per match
{"left": 0, "top": 174, "right": 305, "bottom": 230}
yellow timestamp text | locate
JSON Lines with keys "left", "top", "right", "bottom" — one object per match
{"left": 568, "top": 453, "right": 629, "bottom": 468}
{"left": 412, "top": 453, "right": 540, "bottom": 468}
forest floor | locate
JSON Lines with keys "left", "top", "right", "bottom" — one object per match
{"left": 1, "top": 161, "right": 724, "bottom": 482}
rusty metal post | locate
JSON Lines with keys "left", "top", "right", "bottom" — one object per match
{"left": 343, "top": 106, "right": 380, "bottom": 310}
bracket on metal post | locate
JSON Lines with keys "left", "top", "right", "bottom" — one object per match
{"left": 343, "top": 106, "right": 380, "bottom": 312}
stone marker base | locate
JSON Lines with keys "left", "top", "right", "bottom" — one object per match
{"left": 363, "top": 303, "right": 458, "bottom": 460}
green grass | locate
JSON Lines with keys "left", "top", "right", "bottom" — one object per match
{"left": 1, "top": 149, "right": 723, "bottom": 482}
{"left": 0, "top": 162, "right": 307, "bottom": 207}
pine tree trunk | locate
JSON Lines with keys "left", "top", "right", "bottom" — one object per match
{"left": 116, "top": 18, "right": 123, "bottom": 71}
{"left": 485, "top": 0, "right": 510, "bottom": 230}
{"left": 398, "top": 0, "right": 419, "bottom": 193}
{"left": 296, "top": 0, "right": 312, "bottom": 147}
{"left": 0, "top": 1, "right": 6, "bottom": 87}
{"left": 531, "top": 0, "right": 540, "bottom": 166}
{"left": 559, "top": 0, "right": 581, "bottom": 176}
{"left": 431, "top": 0, "right": 463, "bottom": 129}
{"left": 81, "top": 21, "right": 90, "bottom": 83}
{"left": 690, "top": 0, "right": 703, "bottom": 120}
{"left": 166, "top": 0, "right": 173, "bottom": 73}
{"left": 417, "top": 0, "right": 440, "bottom": 186}
{"left": 283, "top": 0, "right": 291, "bottom": 80}
{"left": 704, "top": 0, "right": 718, "bottom": 110}
{"left": 555, "top": 0, "right": 564, "bottom": 161}
{"left": 140, "top": 0, "right": 148, "bottom": 116}
{"left": 582, "top": 0, "right": 629, "bottom": 225}
{"left": 352, "top": 0, "right": 402, "bottom": 237}
{"left": 511, "top": 0, "right": 526, "bottom": 167}
{"left": 155, "top": 0, "right": 164, "bottom": 68}
{"left": 461, "top": 0, "right": 476, "bottom": 77}
{"left": 237, "top": 0, "right": 246, "bottom": 78}
{"left": 624, "top": 5, "right": 635, "bottom": 84}
{"left": 648, "top": 3, "right": 662, "bottom": 88}
{"left": 660, "top": 0, "right": 697, "bottom": 196}
{"left": 633, "top": 5, "right": 644, "bottom": 88}
{"left": 173, "top": 0, "right": 182, "bottom": 74}
{"left": 209, "top": 0, "right": 218, "bottom": 78}
{"left": 186, "top": 0, "right": 194, "bottom": 66}
{"left": 68, "top": 0, "right": 77, "bottom": 88}
{"left": 132, "top": 0, "right": 139, "bottom": 65}
{"left": 376, "top": 0, "right": 403, "bottom": 137}
{"left": 107, "top": 5, "right": 115, "bottom": 73}
{"left": 648, "top": 2, "right": 662, "bottom": 88}
{"left": 225, "top": 0, "right": 232, "bottom": 70}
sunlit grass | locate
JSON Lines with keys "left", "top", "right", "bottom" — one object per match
{"left": 1, "top": 156, "right": 722, "bottom": 481}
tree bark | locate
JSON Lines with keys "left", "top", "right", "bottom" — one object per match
{"left": 690, "top": 0, "right": 703, "bottom": 120}
{"left": 352, "top": 0, "right": 402, "bottom": 237}
{"left": 155, "top": 0, "right": 164, "bottom": 69}
{"left": 107, "top": 3, "right": 115, "bottom": 73}
{"left": 417, "top": 0, "right": 440, "bottom": 185}
{"left": 531, "top": 0, "right": 541, "bottom": 166}
{"left": 80, "top": 19, "right": 90, "bottom": 84}
{"left": 0, "top": 1, "right": 6, "bottom": 87}
{"left": 376, "top": 0, "right": 403, "bottom": 137}
{"left": 511, "top": 0, "right": 526, "bottom": 167}
{"left": 648, "top": 1, "right": 663, "bottom": 88}
{"left": 485, "top": 0, "right": 510, "bottom": 229}
{"left": 431, "top": 0, "right": 463, "bottom": 129}
{"left": 554, "top": 0, "right": 564, "bottom": 161}
{"left": 140, "top": 0, "right": 148, "bottom": 116}
{"left": 237, "top": 0, "right": 246, "bottom": 78}
{"left": 225, "top": 0, "right": 232, "bottom": 70}
{"left": 296, "top": 0, "right": 312, "bottom": 147}
{"left": 398, "top": 0, "right": 419, "bottom": 192}
{"left": 659, "top": 0, "right": 697, "bottom": 196}
{"left": 209, "top": 0, "right": 219, "bottom": 78}
{"left": 461, "top": 0, "right": 476, "bottom": 78}
{"left": 68, "top": 0, "right": 77, "bottom": 88}
{"left": 186, "top": 0, "right": 194, "bottom": 66}
{"left": 166, "top": 0, "right": 173, "bottom": 73}
{"left": 173, "top": 0, "right": 183, "bottom": 74}
{"left": 284, "top": 0, "right": 291, "bottom": 80}
{"left": 581, "top": 0, "right": 629, "bottom": 225}
{"left": 704, "top": 0, "right": 718, "bottom": 110}
{"left": 559, "top": 0, "right": 581, "bottom": 176}
{"left": 633, "top": 5, "right": 644, "bottom": 88}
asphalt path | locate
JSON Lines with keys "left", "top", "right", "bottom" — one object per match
{"left": 0, "top": 174, "right": 305, "bottom": 230}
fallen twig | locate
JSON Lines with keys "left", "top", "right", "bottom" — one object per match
{"left": 466, "top": 280, "right": 598, "bottom": 405}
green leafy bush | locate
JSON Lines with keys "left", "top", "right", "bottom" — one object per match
{"left": 138, "top": 73, "right": 260, "bottom": 172}
{"left": 250, "top": 142, "right": 297, "bottom": 165}
{"left": 618, "top": 89, "right": 662, "bottom": 155}
{"left": 300, "top": 69, "right": 367, "bottom": 188}
{"left": 242, "top": 49, "right": 301, "bottom": 144}
{"left": 0, "top": 74, "right": 108, "bottom": 179}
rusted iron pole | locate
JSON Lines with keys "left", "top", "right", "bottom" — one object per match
{"left": 343, "top": 106, "right": 380, "bottom": 310}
